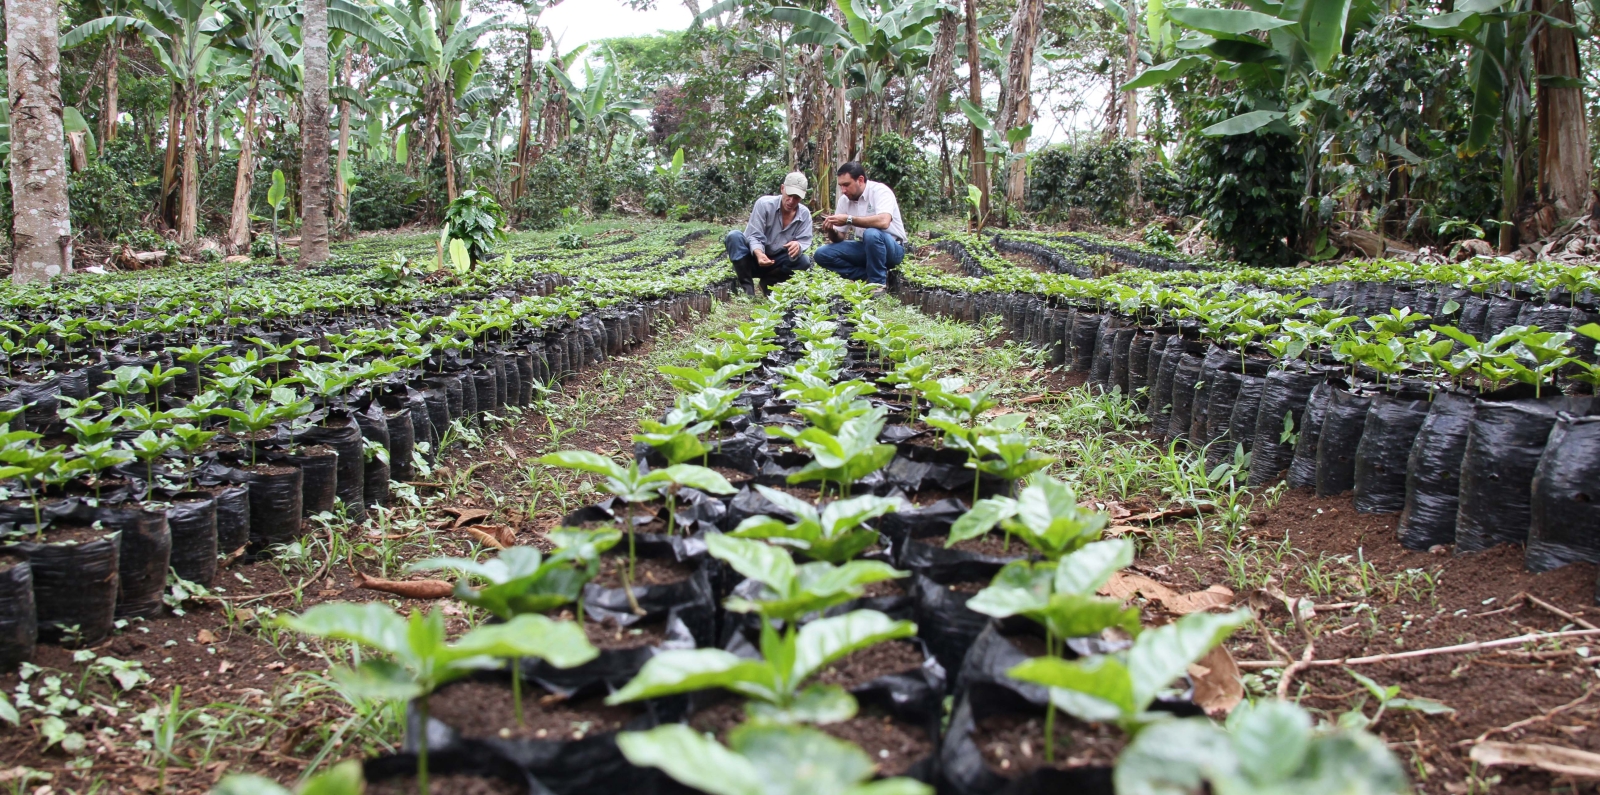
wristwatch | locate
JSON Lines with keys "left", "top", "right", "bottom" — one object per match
{"left": 846, "top": 215, "right": 854, "bottom": 227}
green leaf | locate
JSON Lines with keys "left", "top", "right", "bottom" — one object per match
{"left": 298, "top": 760, "right": 366, "bottom": 795}
{"left": 1298, "top": 0, "right": 1355, "bottom": 71}
{"left": 947, "top": 496, "right": 1018, "bottom": 546}
{"left": 1054, "top": 538, "right": 1135, "bottom": 595}
{"left": 732, "top": 722, "right": 876, "bottom": 788}
{"left": 1167, "top": 7, "right": 1296, "bottom": 36}
{"left": 747, "top": 684, "right": 859, "bottom": 724}
{"left": 605, "top": 648, "right": 773, "bottom": 704}
{"left": 536, "top": 450, "right": 626, "bottom": 479}
{"left": 1121, "top": 57, "right": 1202, "bottom": 90}
{"left": 1127, "top": 609, "right": 1251, "bottom": 710}
{"left": 267, "top": 169, "right": 287, "bottom": 211}
{"left": 278, "top": 602, "right": 409, "bottom": 656}
{"left": 657, "top": 463, "right": 737, "bottom": 494}
{"left": 959, "top": 99, "right": 995, "bottom": 133}
{"left": 1226, "top": 699, "right": 1313, "bottom": 783}
{"left": 1201, "top": 110, "right": 1286, "bottom": 136}
{"left": 451, "top": 614, "right": 599, "bottom": 668}
{"left": 1009, "top": 655, "right": 1138, "bottom": 717}
{"left": 966, "top": 561, "right": 1053, "bottom": 619}
{"left": 212, "top": 775, "right": 294, "bottom": 795}
{"left": 332, "top": 659, "right": 425, "bottom": 702}
{"left": 708, "top": 533, "right": 797, "bottom": 595}
{"left": 791, "top": 610, "right": 916, "bottom": 683}
{"left": 1113, "top": 717, "right": 1236, "bottom": 795}
{"left": 617, "top": 725, "right": 765, "bottom": 795}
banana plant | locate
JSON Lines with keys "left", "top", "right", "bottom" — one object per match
{"left": 948, "top": 475, "right": 1109, "bottom": 557}
{"left": 618, "top": 722, "right": 932, "bottom": 795}
{"left": 606, "top": 535, "right": 911, "bottom": 723}
{"left": 729, "top": 487, "right": 898, "bottom": 564}
{"left": 280, "top": 603, "right": 597, "bottom": 795}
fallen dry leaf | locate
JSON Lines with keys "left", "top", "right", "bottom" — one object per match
{"left": 132, "top": 774, "right": 159, "bottom": 791}
{"left": 353, "top": 571, "right": 453, "bottom": 599}
{"left": 196, "top": 629, "right": 216, "bottom": 644}
{"left": 1189, "top": 644, "right": 1243, "bottom": 716}
{"left": 233, "top": 608, "right": 256, "bottom": 623}
{"left": 463, "top": 524, "right": 516, "bottom": 549}
{"left": 1103, "top": 524, "right": 1149, "bottom": 538}
{"left": 1125, "top": 503, "right": 1217, "bottom": 523}
{"left": 218, "top": 660, "right": 233, "bottom": 675}
{"left": 443, "top": 507, "right": 492, "bottom": 528}
{"left": 1101, "top": 571, "right": 1179, "bottom": 602}
{"left": 1160, "top": 584, "right": 1236, "bottom": 615}
{"left": 1470, "top": 742, "right": 1600, "bottom": 778}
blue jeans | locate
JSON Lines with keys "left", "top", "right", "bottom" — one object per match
{"left": 814, "top": 228, "right": 903, "bottom": 285}
{"left": 725, "top": 230, "right": 809, "bottom": 293}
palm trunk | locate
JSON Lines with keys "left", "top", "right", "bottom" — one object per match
{"left": 227, "top": 51, "right": 264, "bottom": 253}
{"left": 179, "top": 79, "right": 200, "bottom": 245}
{"left": 103, "top": 32, "right": 120, "bottom": 143}
{"left": 921, "top": 12, "right": 958, "bottom": 133}
{"left": 160, "top": 84, "right": 182, "bottom": 228}
{"left": 964, "top": 0, "right": 991, "bottom": 227}
{"left": 442, "top": 88, "right": 459, "bottom": 202}
{"left": 1002, "top": 0, "right": 1043, "bottom": 206}
{"left": 300, "top": 0, "right": 332, "bottom": 265}
{"left": 1534, "top": 0, "right": 1591, "bottom": 219}
{"left": 334, "top": 46, "right": 354, "bottom": 234}
{"left": 513, "top": 27, "right": 535, "bottom": 201}
{"left": 1123, "top": 0, "right": 1140, "bottom": 139}
{"left": 6, "top": 0, "right": 73, "bottom": 282}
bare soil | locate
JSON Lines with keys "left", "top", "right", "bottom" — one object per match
{"left": 425, "top": 680, "right": 639, "bottom": 741}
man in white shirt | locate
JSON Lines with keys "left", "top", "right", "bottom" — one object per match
{"left": 815, "top": 161, "right": 906, "bottom": 287}
{"left": 724, "top": 172, "right": 814, "bottom": 297}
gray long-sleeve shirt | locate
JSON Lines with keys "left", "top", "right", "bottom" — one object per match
{"left": 742, "top": 195, "right": 813, "bottom": 255}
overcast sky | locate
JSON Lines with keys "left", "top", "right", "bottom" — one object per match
{"left": 540, "top": 0, "right": 694, "bottom": 52}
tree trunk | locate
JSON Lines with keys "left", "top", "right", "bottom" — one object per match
{"left": 513, "top": 26, "right": 535, "bottom": 201}
{"left": 160, "top": 84, "right": 182, "bottom": 228}
{"left": 921, "top": 12, "right": 959, "bottom": 133}
{"left": 963, "top": 0, "right": 991, "bottom": 227}
{"left": 1124, "top": 0, "right": 1140, "bottom": 138}
{"left": 334, "top": 46, "right": 354, "bottom": 234}
{"left": 103, "top": 32, "right": 120, "bottom": 143}
{"left": 442, "top": 88, "right": 458, "bottom": 202}
{"left": 1534, "top": 0, "right": 1591, "bottom": 219}
{"left": 179, "top": 79, "right": 200, "bottom": 245}
{"left": 6, "top": 0, "right": 72, "bottom": 282}
{"left": 227, "top": 51, "right": 264, "bottom": 253}
{"left": 300, "top": 0, "right": 332, "bottom": 265}
{"left": 1001, "top": 0, "right": 1042, "bottom": 207}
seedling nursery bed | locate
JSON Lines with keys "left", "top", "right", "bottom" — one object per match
{"left": 0, "top": 221, "right": 1596, "bottom": 795}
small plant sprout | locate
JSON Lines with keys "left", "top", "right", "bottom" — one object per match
{"left": 607, "top": 535, "right": 911, "bottom": 723}
{"left": 729, "top": 486, "right": 898, "bottom": 564}
{"left": 409, "top": 534, "right": 619, "bottom": 726}
{"left": 1008, "top": 609, "right": 1251, "bottom": 734}
{"left": 535, "top": 451, "right": 735, "bottom": 580}
{"left": 124, "top": 430, "right": 177, "bottom": 485}
{"left": 947, "top": 475, "right": 1110, "bottom": 557}
{"left": 279, "top": 602, "right": 597, "bottom": 795}
{"left": 633, "top": 412, "right": 714, "bottom": 465}
{"left": 783, "top": 410, "right": 897, "bottom": 498}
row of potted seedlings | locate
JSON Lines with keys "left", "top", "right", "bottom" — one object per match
{"left": 894, "top": 240, "right": 1600, "bottom": 587}
{"left": 274, "top": 271, "right": 1407, "bottom": 794}
{"left": 0, "top": 272, "right": 733, "bottom": 672}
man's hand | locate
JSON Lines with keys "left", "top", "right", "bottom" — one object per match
{"left": 754, "top": 249, "right": 775, "bottom": 267}
{"left": 823, "top": 213, "right": 850, "bottom": 227}
{"left": 783, "top": 240, "right": 802, "bottom": 259}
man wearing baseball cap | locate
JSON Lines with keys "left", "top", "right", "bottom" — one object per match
{"left": 724, "top": 171, "right": 814, "bottom": 297}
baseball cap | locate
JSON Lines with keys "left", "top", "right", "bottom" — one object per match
{"left": 782, "top": 171, "right": 808, "bottom": 199}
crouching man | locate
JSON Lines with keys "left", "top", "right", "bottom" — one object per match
{"left": 815, "top": 161, "right": 906, "bottom": 288}
{"left": 725, "top": 172, "right": 813, "bottom": 297}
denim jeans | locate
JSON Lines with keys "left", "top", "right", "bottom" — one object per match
{"left": 813, "top": 228, "right": 903, "bottom": 285}
{"left": 726, "top": 230, "right": 810, "bottom": 293}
